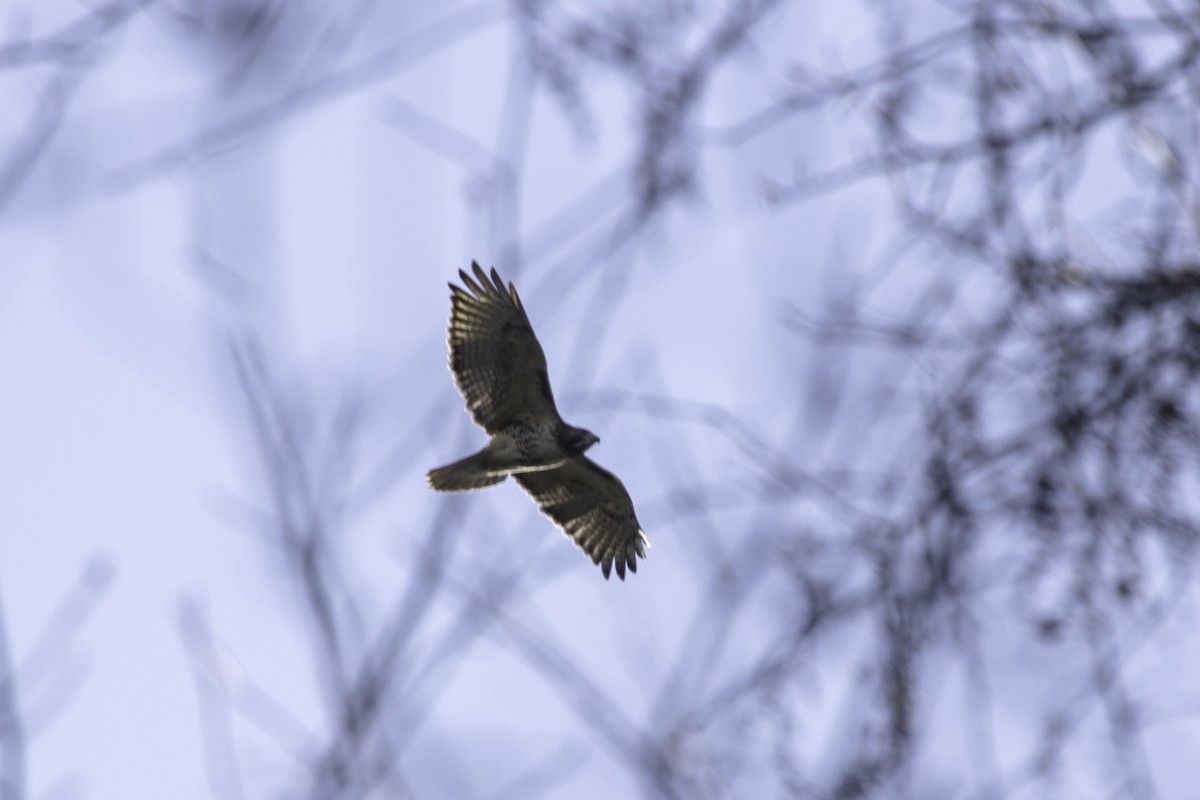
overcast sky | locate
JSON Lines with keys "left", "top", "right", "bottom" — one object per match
{"left": 2, "top": 2, "right": 1198, "bottom": 799}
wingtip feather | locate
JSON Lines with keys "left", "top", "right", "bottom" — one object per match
{"left": 472, "top": 261, "right": 492, "bottom": 292}
{"left": 459, "top": 268, "right": 483, "bottom": 296}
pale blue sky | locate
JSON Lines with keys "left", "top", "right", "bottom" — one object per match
{"left": 2, "top": 2, "right": 1197, "bottom": 798}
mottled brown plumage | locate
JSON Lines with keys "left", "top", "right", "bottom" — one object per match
{"left": 515, "top": 458, "right": 648, "bottom": 580}
{"left": 427, "top": 262, "right": 649, "bottom": 580}
{"left": 447, "top": 264, "right": 554, "bottom": 434}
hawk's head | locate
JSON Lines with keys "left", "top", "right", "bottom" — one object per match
{"left": 560, "top": 425, "right": 599, "bottom": 456}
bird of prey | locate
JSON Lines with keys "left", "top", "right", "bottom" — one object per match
{"left": 427, "top": 262, "right": 649, "bottom": 580}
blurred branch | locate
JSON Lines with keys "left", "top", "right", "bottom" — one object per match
{"left": 0, "top": 0, "right": 156, "bottom": 69}
{"left": 0, "top": 581, "right": 24, "bottom": 800}
{"left": 107, "top": 1, "right": 508, "bottom": 189}
{"left": 177, "top": 599, "right": 247, "bottom": 800}
{"left": 0, "top": 0, "right": 157, "bottom": 218}
{"left": 581, "top": 388, "right": 885, "bottom": 526}
{"left": 141, "top": 0, "right": 1200, "bottom": 796}
{"left": 0, "top": 559, "right": 113, "bottom": 800}
{"left": 228, "top": 336, "right": 360, "bottom": 697}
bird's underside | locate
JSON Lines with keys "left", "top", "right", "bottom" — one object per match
{"left": 426, "top": 430, "right": 570, "bottom": 490}
{"left": 426, "top": 262, "right": 649, "bottom": 580}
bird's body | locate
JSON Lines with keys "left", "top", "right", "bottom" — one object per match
{"left": 427, "top": 262, "right": 648, "bottom": 579}
{"left": 428, "top": 420, "right": 572, "bottom": 490}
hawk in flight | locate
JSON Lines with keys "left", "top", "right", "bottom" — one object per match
{"left": 427, "top": 262, "right": 649, "bottom": 580}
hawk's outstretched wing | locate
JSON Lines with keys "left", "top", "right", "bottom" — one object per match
{"left": 515, "top": 457, "right": 649, "bottom": 580}
{"left": 448, "top": 262, "right": 559, "bottom": 433}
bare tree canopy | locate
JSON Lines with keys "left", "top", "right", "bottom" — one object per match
{"left": 1, "top": 0, "right": 1198, "bottom": 798}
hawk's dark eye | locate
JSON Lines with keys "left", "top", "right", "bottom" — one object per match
{"left": 564, "top": 427, "right": 598, "bottom": 454}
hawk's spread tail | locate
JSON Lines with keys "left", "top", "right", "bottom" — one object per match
{"left": 427, "top": 451, "right": 508, "bottom": 492}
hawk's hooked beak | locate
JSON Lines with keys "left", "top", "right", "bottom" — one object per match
{"left": 569, "top": 428, "right": 600, "bottom": 454}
